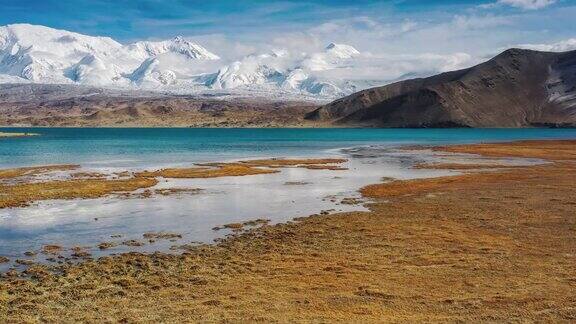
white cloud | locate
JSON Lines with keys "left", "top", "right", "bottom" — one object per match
{"left": 515, "top": 38, "right": 576, "bottom": 51}
{"left": 187, "top": 34, "right": 260, "bottom": 61}
{"left": 272, "top": 14, "right": 513, "bottom": 58}
{"left": 309, "top": 52, "right": 477, "bottom": 83}
{"left": 129, "top": 8, "right": 573, "bottom": 96}
{"left": 483, "top": 0, "right": 556, "bottom": 10}
{"left": 177, "top": 14, "right": 517, "bottom": 89}
{"left": 452, "top": 14, "right": 512, "bottom": 29}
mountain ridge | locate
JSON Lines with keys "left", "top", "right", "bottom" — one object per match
{"left": 306, "top": 48, "right": 576, "bottom": 128}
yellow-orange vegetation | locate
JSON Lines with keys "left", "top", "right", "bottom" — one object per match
{"left": 0, "top": 177, "right": 158, "bottom": 208}
{"left": 0, "top": 165, "right": 79, "bottom": 180}
{"left": 0, "top": 141, "right": 574, "bottom": 322}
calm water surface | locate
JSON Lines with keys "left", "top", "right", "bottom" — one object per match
{"left": 2, "top": 128, "right": 576, "bottom": 168}
{"left": 1, "top": 128, "right": 575, "bottom": 270}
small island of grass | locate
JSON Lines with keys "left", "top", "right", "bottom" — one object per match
{"left": 0, "top": 131, "right": 39, "bottom": 138}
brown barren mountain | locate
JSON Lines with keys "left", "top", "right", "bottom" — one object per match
{"left": 306, "top": 48, "right": 576, "bottom": 127}
{"left": 0, "top": 84, "right": 319, "bottom": 127}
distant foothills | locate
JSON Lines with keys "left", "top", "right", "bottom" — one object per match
{"left": 0, "top": 47, "right": 575, "bottom": 128}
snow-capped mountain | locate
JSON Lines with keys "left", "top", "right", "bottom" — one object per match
{"left": 205, "top": 43, "right": 375, "bottom": 97}
{"left": 324, "top": 43, "right": 360, "bottom": 59}
{"left": 0, "top": 24, "right": 219, "bottom": 88}
{"left": 65, "top": 54, "right": 125, "bottom": 85}
{"left": 0, "top": 24, "right": 476, "bottom": 99}
{"left": 128, "top": 58, "right": 177, "bottom": 86}
{"left": 0, "top": 24, "right": 124, "bottom": 83}
{"left": 125, "top": 36, "right": 220, "bottom": 61}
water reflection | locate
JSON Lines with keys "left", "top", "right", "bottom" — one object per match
{"left": 0, "top": 146, "right": 538, "bottom": 271}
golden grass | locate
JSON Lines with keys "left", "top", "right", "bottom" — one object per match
{"left": 300, "top": 164, "right": 348, "bottom": 170}
{"left": 98, "top": 242, "right": 117, "bottom": 250}
{"left": 212, "top": 219, "right": 270, "bottom": 231}
{"left": 0, "top": 164, "right": 79, "bottom": 180}
{"left": 136, "top": 158, "right": 347, "bottom": 179}
{"left": 142, "top": 232, "right": 182, "bottom": 240}
{"left": 0, "top": 158, "right": 346, "bottom": 209}
{"left": 137, "top": 164, "right": 279, "bottom": 179}
{"left": 41, "top": 245, "right": 63, "bottom": 255}
{"left": 0, "top": 177, "right": 158, "bottom": 208}
{"left": 412, "top": 162, "right": 524, "bottom": 170}
{"left": 1, "top": 142, "right": 574, "bottom": 321}
{"left": 436, "top": 139, "right": 576, "bottom": 160}
{"left": 361, "top": 171, "right": 535, "bottom": 198}
{"left": 69, "top": 172, "right": 107, "bottom": 179}
{"left": 153, "top": 188, "right": 203, "bottom": 196}
{"left": 363, "top": 140, "right": 575, "bottom": 199}
{"left": 239, "top": 158, "right": 347, "bottom": 167}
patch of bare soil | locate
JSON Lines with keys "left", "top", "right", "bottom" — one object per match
{"left": 0, "top": 88, "right": 322, "bottom": 127}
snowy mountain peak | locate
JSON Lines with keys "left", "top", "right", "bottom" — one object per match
{"left": 0, "top": 23, "right": 428, "bottom": 100}
{"left": 0, "top": 24, "right": 124, "bottom": 82}
{"left": 128, "top": 58, "right": 177, "bottom": 86}
{"left": 0, "top": 23, "right": 122, "bottom": 53}
{"left": 66, "top": 53, "right": 124, "bottom": 86}
{"left": 127, "top": 37, "right": 220, "bottom": 60}
{"left": 325, "top": 43, "right": 360, "bottom": 59}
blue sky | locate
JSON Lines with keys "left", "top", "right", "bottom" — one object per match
{"left": 1, "top": 0, "right": 573, "bottom": 84}
{"left": 0, "top": 0, "right": 572, "bottom": 41}
{"left": 0, "top": 0, "right": 574, "bottom": 60}
{"left": 1, "top": 0, "right": 432, "bottom": 40}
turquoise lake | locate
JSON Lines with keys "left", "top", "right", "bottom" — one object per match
{"left": 1, "top": 128, "right": 576, "bottom": 168}
{"left": 0, "top": 127, "right": 575, "bottom": 270}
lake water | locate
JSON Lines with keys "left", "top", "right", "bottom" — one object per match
{"left": 2, "top": 128, "right": 576, "bottom": 168}
{"left": 1, "top": 128, "right": 575, "bottom": 270}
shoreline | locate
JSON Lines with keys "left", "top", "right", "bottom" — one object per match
{"left": 0, "top": 131, "right": 39, "bottom": 138}
{"left": 1, "top": 139, "right": 575, "bottom": 321}
{"left": 0, "top": 158, "right": 349, "bottom": 209}
{"left": 2, "top": 126, "right": 576, "bottom": 129}
{"left": 0, "top": 144, "right": 525, "bottom": 264}
{"left": 0, "top": 156, "right": 369, "bottom": 266}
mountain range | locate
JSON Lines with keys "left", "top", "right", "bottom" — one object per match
{"left": 0, "top": 24, "right": 396, "bottom": 99}
{"left": 1, "top": 24, "right": 575, "bottom": 128}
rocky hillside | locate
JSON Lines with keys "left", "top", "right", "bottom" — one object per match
{"left": 306, "top": 48, "right": 576, "bottom": 127}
